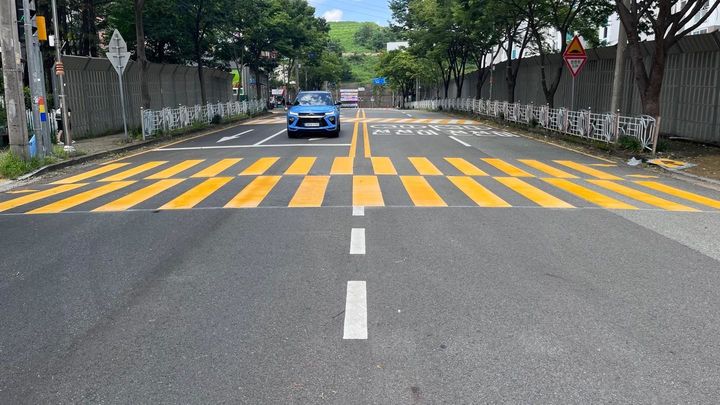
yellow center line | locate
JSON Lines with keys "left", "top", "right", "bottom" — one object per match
{"left": 146, "top": 160, "right": 205, "bottom": 179}
{"left": 28, "top": 181, "right": 136, "bottom": 214}
{"left": 587, "top": 180, "right": 697, "bottom": 211}
{"left": 191, "top": 158, "right": 243, "bottom": 178}
{"left": 363, "top": 121, "right": 372, "bottom": 157}
{"left": 353, "top": 175, "right": 385, "bottom": 207}
{"left": 94, "top": 179, "right": 185, "bottom": 212}
{"left": 100, "top": 161, "right": 168, "bottom": 182}
{"left": 543, "top": 178, "right": 637, "bottom": 210}
{"left": 370, "top": 157, "right": 397, "bottom": 175}
{"left": 635, "top": 181, "right": 720, "bottom": 209}
{"left": 289, "top": 176, "right": 330, "bottom": 207}
{"left": 0, "top": 183, "right": 86, "bottom": 212}
{"left": 482, "top": 158, "right": 534, "bottom": 177}
{"left": 554, "top": 160, "right": 622, "bottom": 180}
{"left": 284, "top": 157, "right": 317, "bottom": 175}
{"left": 518, "top": 159, "right": 578, "bottom": 178}
{"left": 348, "top": 121, "right": 360, "bottom": 158}
{"left": 444, "top": 158, "right": 488, "bottom": 176}
{"left": 447, "top": 176, "right": 510, "bottom": 207}
{"left": 495, "top": 177, "right": 574, "bottom": 208}
{"left": 52, "top": 163, "right": 130, "bottom": 184}
{"left": 160, "top": 177, "right": 233, "bottom": 209}
{"left": 225, "top": 176, "right": 282, "bottom": 208}
{"left": 330, "top": 156, "right": 354, "bottom": 175}
{"left": 239, "top": 157, "right": 280, "bottom": 175}
{"left": 408, "top": 157, "right": 443, "bottom": 175}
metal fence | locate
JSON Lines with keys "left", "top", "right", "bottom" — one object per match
{"left": 141, "top": 99, "right": 266, "bottom": 139}
{"left": 410, "top": 98, "right": 659, "bottom": 151}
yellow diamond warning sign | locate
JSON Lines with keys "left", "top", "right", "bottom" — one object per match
{"left": 563, "top": 35, "right": 587, "bottom": 77}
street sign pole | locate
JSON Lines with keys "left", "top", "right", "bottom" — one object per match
{"left": 108, "top": 30, "right": 132, "bottom": 142}
{"left": 571, "top": 76, "right": 575, "bottom": 111}
{"left": 50, "top": 0, "right": 74, "bottom": 152}
{"left": 562, "top": 35, "right": 587, "bottom": 111}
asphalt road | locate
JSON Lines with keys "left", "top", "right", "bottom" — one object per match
{"left": 2, "top": 108, "right": 720, "bottom": 403}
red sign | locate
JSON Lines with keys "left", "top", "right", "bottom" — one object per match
{"left": 563, "top": 35, "right": 587, "bottom": 78}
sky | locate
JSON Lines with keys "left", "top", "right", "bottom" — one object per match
{"left": 308, "top": 0, "right": 393, "bottom": 25}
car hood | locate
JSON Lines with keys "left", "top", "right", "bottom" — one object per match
{"left": 288, "top": 105, "right": 336, "bottom": 115}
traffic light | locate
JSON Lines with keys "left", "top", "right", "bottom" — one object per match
{"left": 37, "top": 16, "right": 47, "bottom": 41}
{"left": 15, "top": 0, "right": 46, "bottom": 42}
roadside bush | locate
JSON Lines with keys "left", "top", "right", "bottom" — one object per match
{"left": 211, "top": 114, "right": 222, "bottom": 125}
{"left": 617, "top": 135, "right": 642, "bottom": 152}
{"left": 0, "top": 151, "right": 56, "bottom": 179}
{"left": 530, "top": 117, "right": 539, "bottom": 128}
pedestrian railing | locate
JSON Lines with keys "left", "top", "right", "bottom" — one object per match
{"left": 141, "top": 99, "right": 266, "bottom": 139}
{"left": 409, "top": 98, "right": 659, "bottom": 151}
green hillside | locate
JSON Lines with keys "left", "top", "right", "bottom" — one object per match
{"left": 328, "top": 21, "right": 377, "bottom": 54}
{"left": 328, "top": 22, "right": 383, "bottom": 83}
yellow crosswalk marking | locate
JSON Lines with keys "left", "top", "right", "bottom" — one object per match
{"left": 330, "top": 156, "right": 354, "bottom": 175}
{"left": 543, "top": 178, "right": 637, "bottom": 210}
{"left": 191, "top": 158, "right": 242, "bottom": 177}
{"left": 52, "top": 163, "right": 130, "bottom": 184}
{"left": 99, "top": 161, "right": 167, "bottom": 182}
{"left": 94, "top": 179, "right": 185, "bottom": 212}
{"left": 371, "top": 157, "right": 397, "bottom": 175}
{"left": 353, "top": 175, "right": 385, "bottom": 207}
{"left": 160, "top": 177, "right": 232, "bottom": 209}
{"left": 518, "top": 159, "right": 578, "bottom": 178}
{"left": 635, "top": 181, "right": 720, "bottom": 210}
{"left": 146, "top": 160, "right": 204, "bottom": 179}
{"left": 240, "top": 157, "right": 280, "bottom": 175}
{"left": 444, "top": 158, "right": 488, "bottom": 176}
{"left": 400, "top": 176, "right": 447, "bottom": 207}
{"left": 447, "top": 176, "right": 510, "bottom": 207}
{"left": 554, "top": 160, "right": 622, "bottom": 180}
{"left": 284, "top": 157, "right": 317, "bottom": 175}
{"left": 588, "top": 180, "right": 697, "bottom": 211}
{"left": 495, "top": 177, "right": 574, "bottom": 208}
{"left": 225, "top": 176, "right": 281, "bottom": 208}
{"left": 0, "top": 184, "right": 86, "bottom": 212}
{"left": 408, "top": 157, "right": 443, "bottom": 175}
{"left": 289, "top": 176, "right": 329, "bottom": 207}
{"left": 28, "top": 181, "right": 135, "bottom": 214}
{"left": 482, "top": 158, "right": 534, "bottom": 177}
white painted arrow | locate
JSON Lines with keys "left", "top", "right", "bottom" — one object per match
{"left": 217, "top": 129, "right": 254, "bottom": 143}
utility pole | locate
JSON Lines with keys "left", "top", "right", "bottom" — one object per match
{"left": 1, "top": 0, "right": 30, "bottom": 159}
{"left": 610, "top": 4, "right": 629, "bottom": 114}
{"left": 50, "top": 0, "right": 74, "bottom": 152}
{"left": 23, "top": 0, "right": 50, "bottom": 157}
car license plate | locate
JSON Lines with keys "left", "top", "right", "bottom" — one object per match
{"left": 304, "top": 122, "right": 320, "bottom": 127}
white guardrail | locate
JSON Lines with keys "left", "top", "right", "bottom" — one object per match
{"left": 141, "top": 99, "right": 266, "bottom": 139}
{"left": 408, "top": 98, "right": 659, "bottom": 152}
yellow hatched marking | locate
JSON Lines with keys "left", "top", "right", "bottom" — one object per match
{"left": 444, "top": 158, "right": 488, "bottom": 176}
{"left": 284, "top": 157, "right": 317, "bottom": 175}
{"left": 460, "top": 120, "right": 477, "bottom": 124}
{"left": 191, "top": 158, "right": 242, "bottom": 178}
{"left": 397, "top": 118, "right": 412, "bottom": 123}
{"left": 627, "top": 174, "right": 658, "bottom": 179}
{"left": 413, "top": 119, "right": 431, "bottom": 124}
{"left": 225, "top": 176, "right": 281, "bottom": 208}
{"left": 94, "top": 179, "right": 185, "bottom": 212}
{"left": 400, "top": 176, "right": 447, "bottom": 207}
{"left": 482, "top": 158, "right": 534, "bottom": 177}
{"left": 495, "top": 177, "right": 573, "bottom": 208}
{"left": 100, "top": 161, "right": 167, "bottom": 182}
{"left": 0, "top": 184, "right": 86, "bottom": 212}
{"left": 349, "top": 121, "right": 360, "bottom": 157}
{"left": 429, "top": 119, "right": 443, "bottom": 124}
{"left": 52, "top": 163, "right": 130, "bottom": 184}
{"left": 28, "top": 181, "right": 135, "bottom": 214}
{"left": 447, "top": 176, "right": 510, "bottom": 207}
{"left": 289, "top": 176, "right": 330, "bottom": 207}
{"left": 160, "top": 177, "right": 232, "bottom": 209}
{"left": 554, "top": 160, "right": 622, "bottom": 180}
{"left": 544, "top": 178, "right": 637, "bottom": 210}
{"left": 353, "top": 175, "right": 385, "bottom": 207}
{"left": 588, "top": 180, "right": 697, "bottom": 211}
{"left": 589, "top": 163, "right": 617, "bottom": 167}
{"left": 518, "top": 159, "right": 578, "bottom": 178}
{"left": 330, "top": 157, "right": 354, "bottom": 175}
{"left": 371, "top": 157, "right": 397, "bottom": 175}
{"left": 6, "top": 189, "right": 38, "bottom": 194}
{"left": 363, "top": 121, "right": 372, "bottom": 157}
{"left": 448, "top": 119, "right": 459, "bottom": 124}
{"left": 635, "top": 181, "right": 720, "bottom": 210}
{"left": 408, "top": 157, "right": 443, "bottom": 175}
{"left": 146, "top": 160, "right": 204, "bottom": 179}
{"left": 240, "top": 157, "right": 280, "bottom": 175}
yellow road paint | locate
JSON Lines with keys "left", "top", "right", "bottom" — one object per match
{"left": 100, "top": 161, "right": 167, "bottom": 182}
{"left": 94, "top": 179, "right": 185, "bottom": 212}
{"left": 400, "top": 176, "right": 447, "bottom": 207}
{"left": 28, "top": 181, "right": 135, "bottom": 214}
{"left": 348, "top": 121, "right": 360, "bottom": 157}
{"left": 589, "top": 163, "right": 617, "bottom": 167}
{"left": 371, "top": 157, "right": 397, "bottom": 175}
{"left": 146, "top": 160, "right": 204, "bottom": 179}
{"left": 482, "top": 158, "right": 534, "bottom": 177}
{"left": 330, "top": 157, "right": 354, "bottom": 175}
{"left": 588, "top": 180, "right": 697, "bottom": 211}
{"left": 635, "top": 181, "right": 720, "bottom": 210}
{"left": 289, "top": 176, "right": 330, "bottom": 207}
{"left": 6, "top": 189, "right": 38, "bottom": 194}
{"left": 353, "top": 175, "right": 385, "bottom": 207}
{"left": 284, "top": 157, "right": 317, "bottom": 175}
{"left": 544, "top": 178, "right": 637, "bottom": 210}
{"left": 52, "top": 163, "right": 130, "bottom": 184}
{"left": 627, "top": 174, "right": 658, "bottom": 179}
{"left": 444, "top": 158, "right": 488, "bottom": 176}
{"left": 414, "top": 119, "right": 431, "bottom": 124}
{"left": 363, "top": 121, "right": 372, "bottom": 157}
{"left": 495, "top": 177, "right": 574, "bottom": 208}
{"left": 240, "top": 157, "right": 280, "bottom": 175}
{"left": 0, "top": 184, "right": 86, "bottom": 212}
{"left": 160, "top": 177, "right": 232, "bottom": 209}
{"left": 408, "top": 157, "right": 443, "bottom": 175}
{"left": 554, "top": 160, "right": 622, "bottom": 180}
{"left": 447, "top": 176, "right": 510, "bottom": 207}
{"left": 191, "top": 158, "right": 242, "bottom": 177}
{"left": 518, "top": 159, "right": 577, "bottom": 178}
{"left": 225, "top": 176, "right": 281, "bottom": 208}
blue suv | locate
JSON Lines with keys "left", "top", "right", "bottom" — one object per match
{"left": 287, "top": 91, "right": 341, "bottom": 138}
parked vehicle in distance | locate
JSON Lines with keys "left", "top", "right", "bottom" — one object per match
{"left": 286, "top": 91, "right": 341, "bottom": 138}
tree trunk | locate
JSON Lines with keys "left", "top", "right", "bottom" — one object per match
{"left": 134, "top": 0, "right": 150, "bottom": 109}
{"left": 255, "top": 70, "right": 262, "bottom": 100}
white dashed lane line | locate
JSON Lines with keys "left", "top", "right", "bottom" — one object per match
{"left": 353, "top": 206, "right": 365, "bottom": 216}
{"left": 343, "top": 281, "right": 368, "bottom": 340}
{"left": 350, "top": 228, "right": 366, "bottom": 254}
{"left": 449, "top": 136, "right": 471, "bottom": 147}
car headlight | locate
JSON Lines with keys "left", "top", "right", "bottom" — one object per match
{"left": 324, "top": 111, "right": 335, "bottom": 115}
{"left": 288, "top": 111, "right": 299, "bottom": 116}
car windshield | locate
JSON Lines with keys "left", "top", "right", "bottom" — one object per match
{"left": 294, "top": 93, "right": 333, "bottom": 106}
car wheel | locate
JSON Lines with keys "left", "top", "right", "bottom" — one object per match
{"left": 288, "top": 127, "right": 298, "bottom": 138}
{"left": 330, "top": 124, "right": 340, "bottom": 138}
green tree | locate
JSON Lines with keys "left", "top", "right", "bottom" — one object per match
{"left": 378, "top": 50, "right": 421, "bottom": 108}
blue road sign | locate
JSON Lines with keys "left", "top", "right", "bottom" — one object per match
{"left": 372, "top": 77, "right": 386, "bottom": 85}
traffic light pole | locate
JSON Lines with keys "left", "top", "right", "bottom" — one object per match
{"left": 22, "top": 0, "right": 47, "bottom": 157}
{"left": 50, "top": 0, "right": 73, "bottom": 152}
{"left": 0, "top": 0, "right": 30, "bottom": 159}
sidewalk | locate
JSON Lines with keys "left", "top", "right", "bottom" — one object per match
{"left": 69, "top": 132, "right": 132, "bottom": 155}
